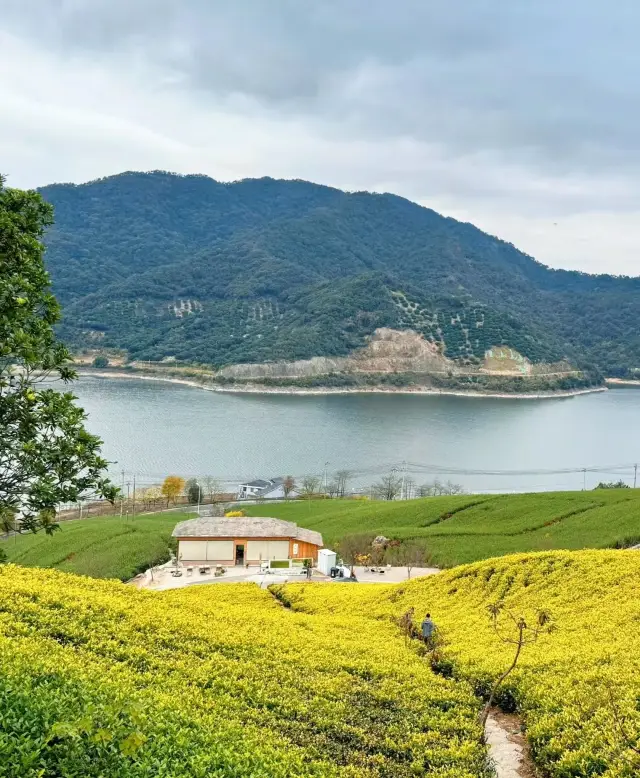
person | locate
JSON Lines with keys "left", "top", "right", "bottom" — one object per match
{"left": 421, "top": 613, "right": 436, "bottom": 646}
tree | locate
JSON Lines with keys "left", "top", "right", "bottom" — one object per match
{"left": 335, "top": 470, "right": 351, "bottom": 498}
{"left": 373, "top": 472, "right": 403, "bottom": 501}
{"left": 202, "top": 476, "right": 222, "bottom": 503}
{"left": 0, "top": 177, "right": 117, "bottom": 534}
{"left": 480, "top": 604, "right": 554, "bottom": 727}
{"left": 92, "top": 355, "right": 109, "bottom": 368}
{"left": 300, "top": 476, "right": 321, "bottom": 500}
{"left": 419, "top": 479, "right": 465, "bottom": 496}
{"left": 392, "top": 541, "right": 429, "bottom": 579}
{"left": 338, "top": 534, "right": 374, "bottom": 570}
{"left": 184, "top": 478, "right": 201, "bottom": 504}
{"left": 403, "top": 477, "right": 416, "bottom": 500}
{"left": 595, "top": 480, "right": 630, "bottom": 490}
{"left": 161, "top": 476, "right": 185, "bottom": 506}
{"left": 325, "top": 480, "right": 339, "bottom": 498}
{"left": 282, "top": 475, "right": 295, "bottom": 500}
{"left": 144, "top": 485, "right": 162, "bottom": 510}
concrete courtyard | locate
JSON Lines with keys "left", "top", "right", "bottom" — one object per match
{"left": 133, "top": 563, "right": 440, "bottom": 591}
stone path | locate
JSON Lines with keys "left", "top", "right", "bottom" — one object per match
{"left": 486, "top": 710, "right": 536, "bottom": 778}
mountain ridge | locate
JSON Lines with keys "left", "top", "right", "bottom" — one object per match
{"left": 38, "top": 171, "right": 640, "bottom": 376}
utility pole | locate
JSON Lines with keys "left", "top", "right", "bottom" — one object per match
{"left": 634, "top": 464, "right": 638, "bottom": 489}
{"left": 120, "top": 470, "right": 125, "bottom": 518}
{"left": 323, "top": 462, "right": 329, "bottom": 496}
{"left": 197, "top": 483, "right": 201, "bottom": 516}
{"left": 132, "top": 474, "right": 136, "bottom": 519}
{"left": 582, "top": 468, "right": 587, "bottom": 491}
{"left": 401, "top": 461, "right": 407, "bottom": 501}
{"left": 126, "top": 481, "right": 131, "bottom": 518}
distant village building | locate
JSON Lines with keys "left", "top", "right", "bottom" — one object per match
{"left": 236, "top": 477, "right": 299, "bottom": 501}
{"left": 172, "top": 516, "right": 323, "bottom": 566}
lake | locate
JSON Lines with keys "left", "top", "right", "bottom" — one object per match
{"left": 62, "top": 376, "right": 640, "bottom": 494}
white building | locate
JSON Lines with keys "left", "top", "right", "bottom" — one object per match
{"left": 236, "top": 477, "right": 299, "bottom": 501}
{"left": 172, "top": 516, "right": 323, "bottom": 566}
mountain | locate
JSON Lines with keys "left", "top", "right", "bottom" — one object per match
{"left": 39, "top": 171, "right": 640, "bottom": 376}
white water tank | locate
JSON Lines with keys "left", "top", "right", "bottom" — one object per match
{"left": 317, "top": 549, "right": 337, "bottom": 576}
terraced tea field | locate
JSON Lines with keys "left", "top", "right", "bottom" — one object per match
{"left": 1, "top": 549, "right": 638, "bottom": 777}
{"left": 246, "top": 490, "right": 640, "bottom": 566}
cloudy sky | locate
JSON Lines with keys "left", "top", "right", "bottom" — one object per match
{"left": 2, "top": 1, "right": 639, "bottom": 275}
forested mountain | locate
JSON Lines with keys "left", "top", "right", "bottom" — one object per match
{"left": 40, "top": 171, "right": 640, "bottom": 374}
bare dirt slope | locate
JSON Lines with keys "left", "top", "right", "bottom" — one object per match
{"left": 218, "top": 328, "right": 575, "bottom": 381}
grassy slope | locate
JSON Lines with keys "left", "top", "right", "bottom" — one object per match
{"left": 244, "top": 490, "right": 640, "bottom": 566}
{"left": 4, "top": 489, "right": 639, "bottom": 580}
{"left": 2, "top": 513, "right": 192, "bottom": 580}
{"left": 280, "top": 550, "right": 640, "bottom": 777}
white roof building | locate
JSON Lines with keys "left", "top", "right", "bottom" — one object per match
{"left": 172, "top": 516, "right": 323, "bottom": 566}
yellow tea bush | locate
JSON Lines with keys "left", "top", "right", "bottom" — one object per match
{"left": 0, "top": 565, "right": 485, "bottom": 778}
{"left": 3, "top": 549, "right": 637, "bottom": 778}
{"left": 281, "top": 550, "right": 640, "bottom": 777}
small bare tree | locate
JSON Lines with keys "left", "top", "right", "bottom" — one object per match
{"left": 392, "top": 541, "right": 428, "bottom": 579}
{"left": 373, "top": 472, "right": 403, "bottom": 501}
{"left": 338, "top": 534, "right": 374, "bottom": 572}
{"left": 202, "top": 476, "right": 222, "bottom": 504}
{"left": 480, "top": 603, "right": 554, "bottom": 727}
{"left": 300, "top": 476, "right": 321, "bottom": 500}
{"left": 145, "top": 486, "right": 162, "bottom": 510}
{"left": 335, "top": 469, "right": 351, "bottom": 498}
{"left": 282, "top": 475, "right": 296, "bottom": 500}
{"left": 326, "top": 480, "right": 339, "bottom": 498}
{"left": 403, "top": 477, "right": 416, "bottom": 500}
{"left": 419, "top": 479, "right": 465, "bottom": 497}
{"left": 397, "top": 607, "right": 417, "bottom": 644}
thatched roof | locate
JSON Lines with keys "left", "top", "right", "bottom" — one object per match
{"left": 172, "top": 516, "right": 323, "bottom": 547}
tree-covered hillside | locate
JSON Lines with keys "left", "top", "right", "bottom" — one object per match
{"left": 40, "top": 172, "right": 640, "bottom": 373}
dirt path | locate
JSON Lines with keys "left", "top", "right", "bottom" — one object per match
{"left": 485, "top": 710, "right": 536, "bottom": 778}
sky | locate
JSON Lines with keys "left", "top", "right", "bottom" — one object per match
{"left": 2, "top": 1, "right": 640, "bottom": 276}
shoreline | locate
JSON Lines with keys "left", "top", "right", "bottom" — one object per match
{"left": 606, "top": 378, "right": 640, "bottom": 388}
{"left": 78, "top": 369, "right": 608, "bottom": 400}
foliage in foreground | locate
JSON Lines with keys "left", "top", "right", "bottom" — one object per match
{"left": 0, "top": 565, "right": 486, "bottom": 778}
{"left": 0, "top": 176, "right": 116, "bottom": 533}
{"left": 281, "top": 550, "right": 640, "bottom": 777}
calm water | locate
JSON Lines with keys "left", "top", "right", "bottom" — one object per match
{"left": 65, "top": 377, "right": 640, "bottom": 493}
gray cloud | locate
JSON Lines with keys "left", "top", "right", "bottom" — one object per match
{"left": 6, "top": 1, "right": 640, "bottom": 172}
{"left": 2, "top": 1, "right": 640, "bottom": 274}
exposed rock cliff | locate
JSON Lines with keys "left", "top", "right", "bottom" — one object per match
{"left": 218, "top": 329, "right": 572, "bottom": 381}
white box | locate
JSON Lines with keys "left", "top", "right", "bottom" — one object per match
{"left": 317, "top": 548, "right": 337, "bottom": 576}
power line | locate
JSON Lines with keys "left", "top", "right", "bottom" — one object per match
{"left": 113, "top": 461, "right": 640, "bottom": 482}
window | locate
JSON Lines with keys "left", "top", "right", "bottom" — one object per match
{"left": 293, "top": 543, "right": 299, "bottom": 555}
